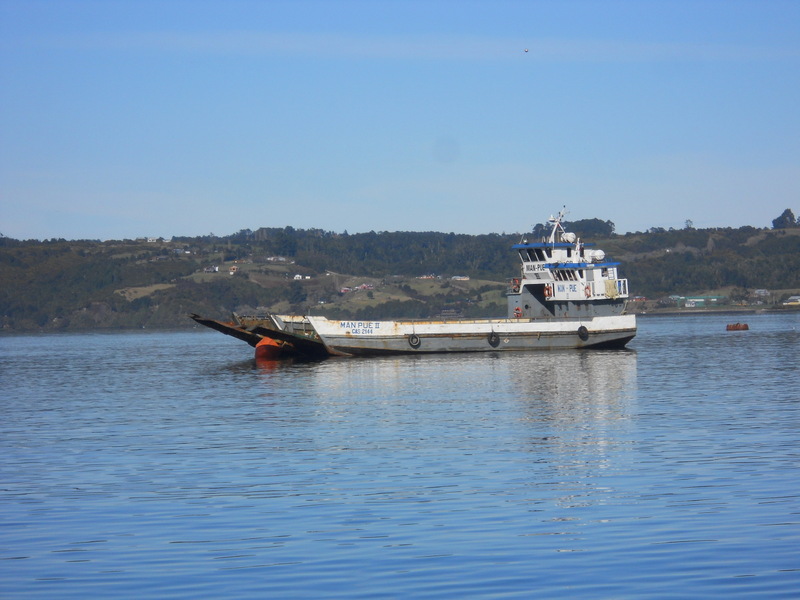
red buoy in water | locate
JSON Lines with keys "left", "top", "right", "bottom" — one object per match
{"left": 255, "top": 336, "right": 289, "bottom": 360}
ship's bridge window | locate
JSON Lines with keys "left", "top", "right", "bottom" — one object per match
{"left": 554, "top": 269, "right": 578, "bottom": 281}
{"left": 521, "top": 248, "right": 549, "bottom": 262}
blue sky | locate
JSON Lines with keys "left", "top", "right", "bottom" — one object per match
{"left": 1, "top": 0, "right": 798, "bottom": 240}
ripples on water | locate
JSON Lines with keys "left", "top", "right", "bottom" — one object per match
{"left": 1, "top": 312, "right": 798, "bottom": 598}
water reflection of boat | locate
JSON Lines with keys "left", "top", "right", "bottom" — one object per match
{"left": 191, "top": 210, "right": 636, "bottom": 359}
{"left": 510, "top": 349, "right": 638, "bottom": 487}
{"left": 511, "top": 349, "right": 638, "bottom": 413}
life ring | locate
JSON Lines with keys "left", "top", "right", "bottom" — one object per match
{"left": 584, "top": 285, "right": 591, "bottom": 298}
{"left": 544, "top": 284, "right": 552, "bottom": 298}
{"left": 408, "top": 334, "right": 421, "bottom": 349}
{"left": 513, "top": 307, "right": 523, "bottom": 318}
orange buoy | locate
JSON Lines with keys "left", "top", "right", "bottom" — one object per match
{"left": 255, "top": 336, "right": 289, "bottom": 360}
{"left": 726, "top": 323, "right": 749, "bottom": 331}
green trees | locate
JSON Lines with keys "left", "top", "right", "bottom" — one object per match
{"left": 568, "top": 218, "right": 615, "bottom": 237}
{"left": 772, "top": 209, "right": 799, "bottom": 229}
{"left": 287, "top": 281, "right": 307, "bottom": 305}
{"left": 532, "top": 218, "right": 615, "bottom": 239}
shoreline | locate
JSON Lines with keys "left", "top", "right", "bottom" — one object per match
{"left": 633, "top": 305, "right": 800, "bottom": 317}
{"left": 1, "top": 306, "right": 798, "bottom": 335}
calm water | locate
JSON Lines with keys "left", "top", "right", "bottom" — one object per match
{"left": 1, "top": 313, "right": 798, "bottom": 598}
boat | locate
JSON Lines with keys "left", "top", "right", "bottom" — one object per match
{"left": 190, "top": 209, "right": 637, "bottom": 358}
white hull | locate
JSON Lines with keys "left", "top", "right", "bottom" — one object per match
{"left": 306, "top": 314, "right": 636, "bottom": 356}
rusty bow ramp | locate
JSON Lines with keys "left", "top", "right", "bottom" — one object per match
{"left": 189, "top": 313, "right": 262, "bottom": 346}
{"left": 189, "top": 313, "right": 330, "bottom": 358}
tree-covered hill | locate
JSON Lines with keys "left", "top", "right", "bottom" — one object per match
{"left": 2, "top": 212, "right": 799, "bottom": 332}
{"left": 616, "top": 227, "right": 800, "bottom": 299}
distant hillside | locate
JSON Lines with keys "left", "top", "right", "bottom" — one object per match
{"left": 2, "top": 220, "right": 799, "bottom": 332}
{"left": 605, "top": 226, "right": 800, "bottom": 301}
